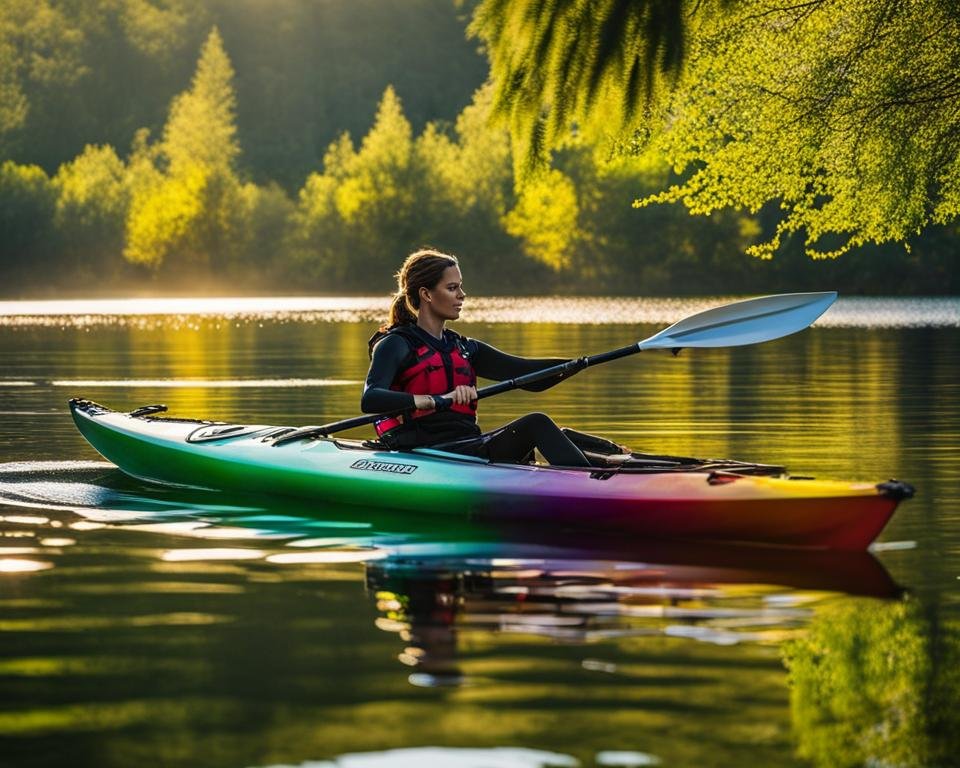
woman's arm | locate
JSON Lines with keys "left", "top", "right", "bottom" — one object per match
{"left": 361, "top": 335, "right": 420, "bottom": 413}
{"left": 471, "top": 341, "right": 578, "bottom": 392}
{"left": 363, "top": 333, "right": 480, "bottom": 413}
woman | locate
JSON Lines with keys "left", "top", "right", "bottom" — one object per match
{"left": 362, "top": 249, "right": 590, "bottom": 467}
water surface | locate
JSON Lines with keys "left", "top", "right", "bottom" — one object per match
{"left": 1, "top": 297, "right": 958, "bottom": 768}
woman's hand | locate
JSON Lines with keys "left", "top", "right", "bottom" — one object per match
{"left": 443, "top": 385, "right": 477, "bottom": 406}
{"left": 413, "top": 394, "right": 436, "bottom": 410}
{"left": 413, "top": 386, "right": 477, "bottom": 411}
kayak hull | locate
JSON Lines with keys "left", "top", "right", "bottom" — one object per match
{"left": 68, "top": 399, "right": 909, "bottom": 550}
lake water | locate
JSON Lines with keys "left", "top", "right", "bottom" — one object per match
{"left": 1, "top": 296, "right": 958, "bottom": 768}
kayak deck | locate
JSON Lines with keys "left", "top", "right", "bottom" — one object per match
{"left": 68, "top": 399, "right": 914, "bottom": 550}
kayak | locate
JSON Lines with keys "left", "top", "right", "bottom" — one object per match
{"left": 68, "top": 398, "right": 913, "bottom": 550}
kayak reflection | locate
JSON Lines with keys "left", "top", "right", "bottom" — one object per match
{"left": 361, "top": 534, "right": 901, "bottom": 687}
{"left": 0, "top": 461, "right": 902, "bottom": 692}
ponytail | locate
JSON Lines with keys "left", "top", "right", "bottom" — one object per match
{"left": 369, "top": 248, "right": 458, "bottom": 357}
{"left": 388, "top": 293, "right": 418, "bottom": 327}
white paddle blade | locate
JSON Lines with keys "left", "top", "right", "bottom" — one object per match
{"left": 637, "top": 291, "right": 837, "bottom": 350}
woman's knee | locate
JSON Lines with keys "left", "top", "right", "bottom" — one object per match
{"left": 521, "top": 412, "right": 556, "bottom": 430}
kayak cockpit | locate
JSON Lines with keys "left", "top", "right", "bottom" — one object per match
{"left": 70, "top": 397, "right": 786, "bottom": 476}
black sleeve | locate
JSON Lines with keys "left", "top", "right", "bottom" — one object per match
{"left": 361, "top": 335, "right": 417, "bottom": 413}
{"left": 470, "top": 340, "right": 579, "bottom": 392}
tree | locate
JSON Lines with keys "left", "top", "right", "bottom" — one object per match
{"left": 292, "top": 87, "right": 425, "bottom": 287}
{"left": 162, "top": 26, "right": 239, "bottom": 177}
{"left": 292, "top": 84, "right": 539, "bottom": 291}
{"left": 0, "top": 0, "right": 87, "bottom": 159}
{"left": 0, "top": 161, "right": 58, "bottom": 284}
{"left": 471, "top": 0, "right": 960, "bottom": 260}
{"left": 53, "top": 144, "right": 128, "bottom": 274}
{"left": 468, "top": 0, "right": 690, "bottom": 179}
{"left": 411, "top": 83, "right": 522, "bottom": 286}
{"left": 124, "top": 27, "right": 244, "bottom": 271}
{"left": 502, "top": 168, "right": 581, "bottom": 270}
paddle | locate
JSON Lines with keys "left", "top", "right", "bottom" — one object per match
{"left": 272, "top": 291, "right": 837, "bottom": 446}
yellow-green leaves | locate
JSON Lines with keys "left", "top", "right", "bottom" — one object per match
{"left": 292, "top": 84, "right": 518, "bottom": 288}
{"left": 119, "top": 0, "right": 195, "bottom": 60}
{"left": 0, "top": 0, "right": 86, "bottom": 144}
{"left": 122, "top": 27, "right": 243, "bottom": 270}
{"left": 471, "top": 0, "right": 690, "bottom": 181}
{"left": 125, "top": 167, "right": 207, "bottom": 267}
{"left": 503, "top": 169, "right": 580, "bottom": 269}
{"left": 162, "top": 27, "right": 239, "bottom": 178}
{"left": 53, "top": 145, "right": 127, "bottom": 228}
{"left": 643, "top": 0, "right": 960, "bottom": 259}
{"left": 474, "top": 0, "right": 960, "bottom": 260}
{"left": 331, "top": 86, "right": 414, "bottom": 224}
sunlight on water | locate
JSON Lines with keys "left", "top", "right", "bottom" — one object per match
{"left": 0, "top": 557, "right": 53, "bottom": 573}
{"left": 1, "top": 296, "right": 957, "bottom": 328}
{"left": 50, "top": 378, "right": 358, "bottom": 388}
{"left": 161, "top": 548, "right": 266, "bottom": 562}
{"left": 266, "top": 549, "right": 388, "bottom": 564}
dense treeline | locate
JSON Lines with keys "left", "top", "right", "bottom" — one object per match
{"left": 0, "top": 0, "right": 487, "bottom": 188}
{"left": 0, "top": 1, "right": 956, "bottom": 296}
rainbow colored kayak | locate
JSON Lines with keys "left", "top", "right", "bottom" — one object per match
{"left": 69, "top": 399, "right": 913, "bottom": 550}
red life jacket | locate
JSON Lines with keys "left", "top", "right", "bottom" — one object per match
{"left": 372, "top": 326, "right": 478, "bottom": 437}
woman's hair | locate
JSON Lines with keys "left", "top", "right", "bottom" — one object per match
{"left": 389, "top": 248, "right": 459, "bottom": 326}
{"left": 368, "top": 249, "right": 459, "bottom": 356}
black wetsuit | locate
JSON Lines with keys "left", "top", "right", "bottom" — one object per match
{"left": 362, "top": 324, "right": 589, "bottom": 466}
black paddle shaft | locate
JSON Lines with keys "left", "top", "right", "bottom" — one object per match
{"left": 472, "top": 342, "right": 640, "bottom": 401}
{"left": 272, "top": 342, "right": 641, "bottom": 444}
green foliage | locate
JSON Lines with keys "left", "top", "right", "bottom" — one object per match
{"left": 119, "top": 0, "right": 196, "bottom": 60}
{"left": 0, "top": 161, "right": 58, "bottom": 282}
{"left": 0, "top": 38, "right": 28, "bottom": 136}
{"left": 53, "top": 145, "right": 127, "bottom": 238}
{"left": 409, "top": 84, "right": 521, "bottom": 285}
{"left": 162, "top": 27, "right": 239, "bottom": 176}
{"left": 569, "top": 149, "right": 765, "bottom": 292}
{"left": 52, "top": 143, "right": 130, "bottom": 278}
{"left": 473, "top": 0, "right": 960, "bottom": 260}
{"left": 124, "top": 27, "right": 245, "bottom": 271}
{"left": 0, "top": 0, "right": 87, "bottom": 155}
{"left": 125, "top": 165, "right": 208, "bottom": 268}
{"left": 469, "top": 0, "right": 691, "bottom": 179}
{"left": 782, "top": 599, "right": 960, "bottom": 767}
{"left": 292, "top": 84, "right": 527, "bottom": 290}
{"left": 0, "top": 0, "right": 487, "bottom": 187}
{"left": 236, "top": 181, "right": 296, "bottom": 280}
{"left": 1, "top": 0, "right": 958, "bottom": 294}
{"left": 503, "top": 169, "right": 581, "bottom": 270}
{"left": 291, "top": 87, "right": 421, "bottom": 287}
{"left": 644, "top": 0, "right": 960, "bottom": 260}
{"left": 334, "top": 87, "right": 416, "bottom": 228}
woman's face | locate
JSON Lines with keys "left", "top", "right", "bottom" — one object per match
{"left": 423, "top": 265, "right": 465, "bottom": 321}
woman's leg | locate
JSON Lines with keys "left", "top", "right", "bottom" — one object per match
{"left": 483, "top": 412, "right": 590, "bottom": 467}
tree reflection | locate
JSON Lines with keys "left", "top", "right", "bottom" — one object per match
{"left": 783, "top": 598, "right": 960, "bottom": 767}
